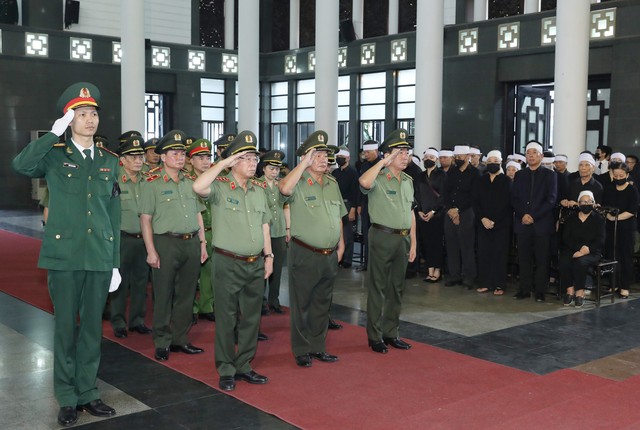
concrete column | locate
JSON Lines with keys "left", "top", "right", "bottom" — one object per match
{"left": 237, "top": 0, "right": 259, "bottom": 133}
{"left": 290, "top": 0, "right": 300, "bottom": 49}
{"left": 552, "top": 0, "right": 591, "bottom": 171}
{"left": 224, "top": 0, "right": 235, "bottom": 50}
{"left": 315, "top": 0, "right": 339, "bottom": 146}
{"left": 120, "top": 0, "right": 145, "bottom": 134}
{"left": 523, "top": 0, "right": 540, "bottom": 14}
{"left": 473, "top": 0, "right": 488, "bottom": 22}
{"left": 414, "top": 0, "right": 444, "bottom": 154}
{"left": 352, "top": 0, "right": 363, "bottom": 39}
{"left": 388, "top": 0, "right": 399, "bottom": 35}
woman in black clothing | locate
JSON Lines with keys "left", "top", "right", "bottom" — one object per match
{"left": 417, "top": 148, "right": 446, "bottom": 282}
{"left": 602, "top": 163, "right": 639, "bottom": 298}
{"left": 560, "top": 191, "right": 605, "bottom": 307}
{"left": 473, "top": 150, "right": 513, "bottom": 295}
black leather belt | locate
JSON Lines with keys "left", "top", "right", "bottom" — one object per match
{"left": 372, "top": 223, "right": 409, "bottom": 236}
{"left": 292, "top": 237, "right": 336, "bottom": 255}
{"left": 214, "top": 247, "right": 261, "bottom": 263}
{"left": 121, "top": 231, "right": 142, "bottom": 239}
{"left": 160, "top": 231, "right": 199, "bottom": 240}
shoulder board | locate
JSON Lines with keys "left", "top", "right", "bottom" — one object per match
{"left": 215, "top": 176, "right": 230, "bottom": 182}
{"left": 141, "top": 170, "right": 152, "bottom": 177}
{"left": 326, "top": 174, "right": 337, "bottom": 183}
{"left": 99, "top": 147, "right": 119, "bottom": 157}
{"left": 184, "top": 173, "right": 197, "bottom": 181}
{"left": 146, "top": 174, "right": 161, "bottom": 182}
{"left": 251, "top": 179, "right": 267, "bottom": 189}
{"left": 401, "top": 172, "right": 413, "bottom": 181}
{"left": 149, "top": 166, "right": 162, "bottom": 174}
{"left": 53, "top": 143, "right": 66, "bottom": 148}
{"left": 378, "top": 171, "right": 386, "bottom": 175}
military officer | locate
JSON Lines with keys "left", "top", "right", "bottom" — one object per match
{"left": 110, "top": 135, "right": 152, "bottom": 338}
{"left": 118, "top": 130, "right": 142, "bottom": 146}
{"left": 359, "top": 129, "right": 417, "bottom": 354}
{"left": 188, "top": 138, "right": 216, "bottom": 322}
{"left": 214, "top": 133, "right": 235, "bottom": 162}
{"left": 142, "top": 137, "right": 160, "bottom": 172}
{"left": 139, "top": 130, "right": 208, "bottom": 362}
{"left": 259, "top": 149, "right": 290, "bottom": 313}
{"left": 192, "top": 131, "right": 273, "bottom": 392}
{"left": 12, "top": 82, "right": 121, "bottom": 426}
{"left": 279, "top": 131, "right": 346, "bottom": 368}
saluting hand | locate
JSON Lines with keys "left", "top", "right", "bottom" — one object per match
{"left": 301, "top": 149, "right": 317, "bottom": 167}
{"left": 223, "top": 152, "right": 246, "bottom": 169}
{"left": 382, "top": 148, "right": 401, "bottom": 167}
{"left": 50, "top": 109, "right": 75, "bottom": 136}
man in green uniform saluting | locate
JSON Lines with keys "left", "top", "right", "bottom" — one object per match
{"left": 359, "top": 129, "right": 417, "bottom": 354}
{"left": 193, "top": 131, "right": 273, "bottom": 392}
{"left": 12, "top": 82, "right": 121, "bottom": 427}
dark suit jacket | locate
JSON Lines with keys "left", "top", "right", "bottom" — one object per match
{"left": 511, "top": 166, "right": 557, "bottom": 236}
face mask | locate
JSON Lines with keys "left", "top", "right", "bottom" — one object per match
{"left": 336, "top": 158, "right": 347, "bottom": 167}
{"left": 578, "top": 205, "right": 593, "bottom": 214}
{"left": 486, "top": 163, "right": 500, "bottom": 174}
{"left": 454, "top": 159, "right": 466, "bottom": 168}
{"left": 423, "top": 159, "right": 436, "bottom": 169}
{"left": 614, "top": 178, "right": 627, "bottom": 186}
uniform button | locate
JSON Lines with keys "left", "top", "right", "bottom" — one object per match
{"left": 105, "top": 176, "right": 109, "bottom": 180}
{"left": 167, "top": 198, "right": 170, "bottom": 202}
{"left": 88, "top": 228, "right": 93, "bottom": 233}
{"left": 109, "top": 236, "right": 113, "bottom": 241}
{"left": 88, "top": 193, "right": 92, "bottom": 198}
{"left": 55, "top": 234, "right": 61, "bottom": 239}
{"left": 88, "top": 175, "right": 92, "bottom": 180}
{"left": 67, "top": 173, "right": 72, "bottom": 178}
{"left": 88, "top": 211, "right": 92, "bottom": 216}
{"left": 183, "top": 205, "right": 186, "bottom": 208}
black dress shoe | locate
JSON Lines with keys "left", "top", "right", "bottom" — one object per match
{"left": 444, "top": 279, "right": 461, "bottom": 287}
{"left": 295, "top": 354, "right": 312, "bottom": 367}
{"left": 57, "top": 406, "right": 78, "bottom": 427}
{"left": 383, "top": 337, "right": 412, "bottom": 350}
{"left": 328, "top": 318, "right": 343, "bottom": 330}
{"left": 269, "top": 305, "right": 284, "bottom": 314}
{"left": 368, "top": 340, "right": 388, "bottom": 354}
{"left": 219, "top": 376, "right": 236, "bottom": 391}
{"left": 535, "top": 292, "right": 545, "bottom": 303}
{"left": 129, "top": 324, "right": 152, "bottom": 334}
{"left": 512, "top": 292, "right": 531, "bottom": 300}
{"left": 169, "top": 343, "right": 204, "bottom": 354}
{"left": 341, "top": 262, "right": 352, "bottom": 269}
{"left": 234, "top": 370, "right": 269, "bottom": 384}
{"left": 154, "top": 347, "right": 169, "bottom": 361}
{"left": 192, "top": 313, "right": 197, "bottom": 325}
{"left": 257, "top": 332, "right": 269, "bottom": 341}
{"left": 77, "top": 399, "right": 116, "bottom": 417}
{"left": 113, "top": 328, "right": 128, "bottom": 338}
{"left": 198, "top": 312, "right": 216, "bottom": 321}
{"left": 261, "top": 305, "right": 270, "bottom": 316}
{"left": 310, "top": 352, "right": 339, "bottom": 362}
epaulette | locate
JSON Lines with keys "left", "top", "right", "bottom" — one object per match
{"left": 146, "top": 174, "right": 161, "bottom": 182}
{"left": 141, "top": 170, "right": 152, "bottom": 177}
{"left": 149, "top": 166, "right": 162, "bottom": 174}
{"left": 184, "top": 172, "right": 197, "bottom": 181}
{"left": 53, "top": 143, "right": 66, "bottom": 148}
{"left": 215, "top": 176, "right": 230, "bottom": 182}
{"left": 378, "top": 170, "right": 387, "bottom": 175}
{"left": 326, "top": 174, "right": 337, "bottom": 183}
{"left": 98, "top": 147, "right": 119, "bottom": 157}
{"left": 401, "top": 171, "right": 413, "bottom": 181}
{"left": 251, "top": 178, "right": 267, "bottom": 189}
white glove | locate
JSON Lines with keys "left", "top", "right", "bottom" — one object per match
{"left": 50, "top": 109, "right": 75, "bottom": 136}
{"left": 109, "top": 268, "right": 121, "bottom": 293}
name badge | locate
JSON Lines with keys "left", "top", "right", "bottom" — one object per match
{"left": 227, "top": 197, "right": 239, "bottom": 205}
{"left": 120, "top": 190, "right": 129, "bottom": 194}
{"left": 161, "top": 190, "right": 173, "bottom": 195}
{"left": 386, "top": 190, "right": 397, "bottom": 195}
{"left": 63, "top": 162, "right": 78, "bottom": 169}
{"left": 305, "top": 196, "right": 317, "bottom": 201}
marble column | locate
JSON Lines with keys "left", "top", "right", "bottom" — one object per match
{"left": 120, "top": 0, "right": 145, "bottom": 134}
{"left": 315, "top": 0, "right": 339, "bottom": 146}
{"left": 224, "top": 0, "right": 235, "bottom": 50}
{"left": 290, "top": 0, "right": 300, "bottom": 49}
{"left": 237, "top": 0, "right": 259, "bottom": 133}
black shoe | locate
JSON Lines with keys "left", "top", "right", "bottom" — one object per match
{"left": 154, "top": 347, "right": 169, "bottom": 361}
{"left": 535, "top": 292, "right": 545, "bottom": 303}
{"left": 261, "top": 305, "right": 270, "bottom": 316}
{"left": 192, "top": 313, "right": 198, "bottom": 325}
{"left": 257, "top": 332, "right": 269, "bottom": 341}
{"left": 269, "top": 305, "right": 284, "bottom": 314}
{"left": 575, "top": 296, "right": 585, "bottom": 308}
{"left": 444, "top": 279, "right": 461, "bottom": 287}
{"left": 234, "top": 370, "right": 269, "bottom": 384}
{"left": 129, "top": 324, "right": 152, "bottom": 334}
{"left": 328, "top": 318, "right": 343, "bottom": 330}
{"left": 405, "top": 271, "right": 417, "bottom": 279}
{"left": 295, "top": 354, "right": 312, "bottom": 367}
{"left": 368, "top": 340, "right": 388, "bottom": 354}
{"left": 512, "top": 292, "right": 531, "bottom": 300}
{"left": 113, "top": 328, "right": 128, "bottom": 338}
{"left": 76, "top": 399, "right": 116, "bottom": 417}
{"left": 219, "top": 376, "right": 236, "bottom": 391}
{"left": 341, "top": 262, "right": 352, "bottom": 269}
{"left": 169, "top": 343, "right": 204, "bottom": 354}
{"left": 383, "top": 337, "right": 412, "bottom": 350}
{"left": 57, "top": 406, "right": 78, "bottom": 427}
{"left": 563, "top": 294, "right": 575, "bottom": 306}
{"left": 198, "top": 312, "right": 216, "bottom": 322}
{"left": 310, "top": 352, "right": 339, "bottom": 362}
{"left": 462, "top": 280, "right": 475, "bottom": 290}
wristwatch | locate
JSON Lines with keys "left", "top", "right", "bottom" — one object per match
{"left": 264, "top": 253, "right": 275, "bottom": 259}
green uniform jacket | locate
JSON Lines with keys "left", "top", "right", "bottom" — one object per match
{"left": 12, "top": 132, "right": 121, "bottom": 270}
{"left": 260, "top": 176, "right": 288, "bottom": 238}
{"left": 118, "top": 167, "right": 143, "bottom": 234}
{"left": 361, "top": 167, "right": 414, "bottom": 229}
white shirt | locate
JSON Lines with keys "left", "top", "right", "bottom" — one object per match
{"left": 71, "top": 139, "right": 94, "bottom": 160}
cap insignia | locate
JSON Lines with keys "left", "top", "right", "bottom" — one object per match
{"left": 133, "top": 139, "right": 140, "bottom": 147}
{"left": 200, "top": 142, "right": 208, "bottom": 148}
{"left": 318, "top": 134, "right": 325, "bottom": 143}
{"left": 245, "top": 134, "right": 253, "bottom": 144}
{"left": 80, "top": 87, "right": 91, "bottom": 98}
{"left": 274, "top": 152, "right": 282, "bottom": 160}
{"left": 399, "top": 131, "right": 406, "bottom": 139}
{"left": 227, "top": 135, "right": 234, "bottom": 142}
{"left": 174, "top": 133, "right": 182, "bottom": 142}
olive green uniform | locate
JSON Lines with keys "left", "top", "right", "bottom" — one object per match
{"left": 361, "top": 167, "right": 413, "bottom": 342}
{"left": 261, "top": 176, "right": 288, "bottom": 308}
{"left": 12, "top": 132, "right": 121, "bottom": 408}
{"left": 208, "top": 171, "right": 271, "bottom": 377}
{"left": 193, "top": 191, "right": 214, "bottom": 315}
{"left": 110, "top": 167, "right": 148, "bottom": 331}
{"left": 285, "top": 171, "right": 347, "bottom": 357}
{"left": 139, "top": 168, "right": 204, "bottom": 348}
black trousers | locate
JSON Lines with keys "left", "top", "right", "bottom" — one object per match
{"left": 477, "top": 226, "right": 510, "bottom": 290}
{"left": 342, "top": 214, "right": 354, "bottom": 265}
{"left": 559, "top": 250, "right": 599, "bottom": 291}
{"left": 417, "top": 216, "right": 444, "bottom": 269}
{"left": 516, "top": 233, "right": 551, "bottom": 294}
{"left": 606, "top": 221, "right": 634, "bottom": 290}
{"left": 444, "top": 208, "right": 476, "bottom": 282}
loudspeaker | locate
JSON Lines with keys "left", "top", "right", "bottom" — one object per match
{"left": 339, "top": 19, "right": 356, "bottom": 43}
{"left": 64, "top": 0, "right": 79, "bottom": 28}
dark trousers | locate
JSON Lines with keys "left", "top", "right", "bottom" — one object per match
{"left": 478, "top": 226, "right": 510, "bottom": 290}
{"left": 559, "top": 251, "right": 600, "bottom": 291}
{"left": 516, "top": 233, "right": 551, "bottom": 294}
{"left": 342, "top": 214, "right": 355, "bottom": 265}
{"left": 267, "top": 236, "right": 287, "bottom": 307}
{"left": 110, "top": 235, "right": 148, "bottom": 330}
{"left": 418, "top": 216, "right": 444, "bottom": 269}
{"left": 444, "top": 208, "right": 476, "bottom": 282}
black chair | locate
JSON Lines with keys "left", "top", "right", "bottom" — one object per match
{"left": 585, "top": 207, "right": 619, "bottom": 307}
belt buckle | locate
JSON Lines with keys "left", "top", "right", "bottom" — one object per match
{"left": 400, "top": 229, "right": 409, "bottom": 236}
{"left": 247, "top": 255, "right": 257, "bottom": 263}
{"left": 321, "top": 249, "right": 332, "bottom": 255}
{"left": 183, "top": 233, "right": 191, "bottom": 240}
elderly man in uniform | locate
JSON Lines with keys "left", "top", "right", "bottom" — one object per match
{"left": 279, "top": 131, "right": 346, "bottom": 367}
{"left": 139, "top": 130, "right": 208, "bottom": 362}
{"left": 193, "top": 131, "right": 273, "bottom": 391}
{"left": 12, "top": 82, "right": 121, "bottom": 426}
{"left": 359, "top": 129, "right": 417, "bottom": 353}
{"left": 110, "top": 135, "right": 152, "bottom": 339}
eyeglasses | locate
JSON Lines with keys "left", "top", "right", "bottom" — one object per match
{"left": 238, "top": 155, "right": 260, "bottom": 163}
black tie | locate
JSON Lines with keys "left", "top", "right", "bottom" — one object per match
{"left": 83, "top": 149, "right": 92, "bottom": 168}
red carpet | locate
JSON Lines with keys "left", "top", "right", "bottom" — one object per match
{"left": 3, "top": 228, "right": 640, "bottom": 429}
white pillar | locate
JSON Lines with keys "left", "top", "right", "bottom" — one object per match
{"left": 388, "top": 0, "right": 399, "bottom": 35}
{"left": 414, "top": 0, "right": 444, "bottom": 154}
{"left": 290, "top": 0, "right": 300, "bottom": 49}
{"left": 552, "top": 0, "right": 591, "bottom": 171}
{"left": 120, "top": 0, "right": 145, "bottom": 134}
{"left": 315, "top": 0, "right": 339, "bottom": 146}
{"left": 473, "top": 0, "right": 488, "bottom": 22}
{"left": 237, "top": 0, "right": 259, "bottom": 133}
{"left": 352, "top": 0, "right": 363, "bottom": 39}
{"left": 523, "top": 0, "right": 540, "bottom": 14}
{"left": 224, "top": 0, "right": 235, "bottom": 50}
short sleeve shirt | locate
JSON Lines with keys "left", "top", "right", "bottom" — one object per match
{"left": 360, "top": 167, "right": 414, "bottom": 230}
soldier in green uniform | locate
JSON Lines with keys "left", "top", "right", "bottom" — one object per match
{"left": 109, "top": 136, "right": 152, "bottom": 338}
{"left": 139, "top": 130, "right": 208, "bottom": 362}
{"left": 12, "top": 82, "right": 121, "bottom": 427}
{"left": 279, "top": 131, "right": 346, "bottom": 368}
{"left": 193, "top": 130, "right": 273, "bottom": 392}
{"left": 213, "top": 133, "right": 235, "bottom": 162}
{"left": 359, "top": 129, "right": 417, "bottom": 354}
{"left": 259, "top": 150, "right": 290, "bottom": 313}
{"left": 142, "top": 137, "right": 160, "bottom": 172}
{"left": 187, "top": 138, "right": 216, "bottom": 322}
